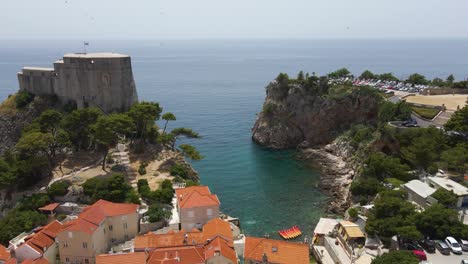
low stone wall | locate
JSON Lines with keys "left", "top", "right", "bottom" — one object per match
{"left": 139, "top": 220, "right": 166, "bottom": 234}
{"left": 421, "top": 88, "right": 468, "bottom": 95}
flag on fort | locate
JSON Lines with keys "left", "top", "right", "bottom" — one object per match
{"left": 84, "top": 42, "right": 90, "bottom": 46}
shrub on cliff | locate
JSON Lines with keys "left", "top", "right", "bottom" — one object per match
{"left": 378, "top": 101, "right": 412, "bottom": 123}
{"left": 262, "top": 103, "right": 276, "bottom": 115}
{"left": 444, "top": 105, "right": 468, "bottom": 132}
{"left": 147, "top": 204, "right": 171, "bottom": 223}
{"left": 47, "top": 180, "right": 71, "bottom": 197}
{"left": 83, "top": 173, "right": 138, "bottom": 203}
{"left": 14, "top": 91, "right": 35, "bottom": 108}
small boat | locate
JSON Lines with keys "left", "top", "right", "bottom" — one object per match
{"left": 278, "top": 225, "right": 302, "bottom": 240}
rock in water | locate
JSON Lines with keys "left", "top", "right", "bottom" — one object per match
{"left": 252, "top": 80, "right": 381, "bottom": 149}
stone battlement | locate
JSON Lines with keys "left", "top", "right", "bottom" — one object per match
{"left": 18, "top": 52, "right": 138, "bottom": 113}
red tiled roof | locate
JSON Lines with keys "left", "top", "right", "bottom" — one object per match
{"left": 38, "top": 203, "right": 59, "bottom": 212}
{"left": 204, "top": 237, "right": 237, "bottom": 264}
{"left": 202, "top": 218, "right": 233, "bottom": 242}
{"left": 60, "top": 200, "right": 138, "bottom": 235}
{"left": 175, "top": 186, "right": 220, "bottom": 209}
{"left": 20, "top": 221, "right": 62, "bottom": 254}
{"left": 96, "top": 252, "right": 146, "bottom": 264}
{"left": 244, "top": 237, "right": 309, "bottom": 264}
{"left": 148, "top": 246, "right": 205, "bottom": 264}
{"left": 61, "top": 218, "right": 99, "bottom": 235}
{"left": 5, "top": 258, "right": 17, "bottom": 264}
{"left": 134, "top": 230, "right": 204, "bottom": 250}
{"left": 0, "top": 244, "right": 11, "bottom": 261}
{"left": 80, "top": 200, "right": 139, "bottom": 225}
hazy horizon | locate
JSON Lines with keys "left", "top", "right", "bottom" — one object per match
{"left": 2, "top": 0, "right": 468, "bottom": 40}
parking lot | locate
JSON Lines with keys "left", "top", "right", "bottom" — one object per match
{"left": 426, "top": 250, "right": 468, "bottom": 263}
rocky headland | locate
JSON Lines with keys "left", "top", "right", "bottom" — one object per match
{"left": 252, "top": 76, "right": 382, "bottom": 212}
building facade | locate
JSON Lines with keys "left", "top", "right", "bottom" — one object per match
{"left": 18, "top": 53, "right": 138, "bottom": 113}
{"left": 175, "top": 186, "right": 220, "bottom": 230}
{"left": 56, "top": 200, "right": 139, "bottom": 264}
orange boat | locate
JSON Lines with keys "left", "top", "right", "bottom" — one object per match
{"left": 278, "top": 225, "right": 302, "bottom": 239}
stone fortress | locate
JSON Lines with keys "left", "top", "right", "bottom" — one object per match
{"left": 17, "top": 53, "right": 138, "bottom": 113}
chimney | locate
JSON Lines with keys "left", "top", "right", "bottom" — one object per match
{"left": 183, "top": 233, "right": 188, "bottom": 245}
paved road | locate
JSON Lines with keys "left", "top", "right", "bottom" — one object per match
{"left": 426, "top": 250, "right": 468, "bottom": 264}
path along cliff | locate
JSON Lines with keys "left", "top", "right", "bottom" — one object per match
{"left": 252, "top": 78, "right": 382, "bottom": 213}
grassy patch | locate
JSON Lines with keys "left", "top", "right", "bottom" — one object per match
{"left": 411, "top": 106, "right": 440, "bottom": 119}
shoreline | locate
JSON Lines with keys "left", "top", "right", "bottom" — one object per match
{"left": 299, "top": 140, "right": 355, "bottom": 214}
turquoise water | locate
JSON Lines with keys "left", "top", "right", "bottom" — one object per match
{"left": 1, "top": 39, "right": 468, "bottom": 237}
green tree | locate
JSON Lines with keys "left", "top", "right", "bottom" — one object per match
{"left": 178, "top": 144, "right": 203, "bottom": 160}
{"left": 170, "top": 163, "right": 189, "bottom": 178}
{"left": 170, "top": 128, "right": 201, "bottom": 150}
{"left": 62, "top": 107, "right": 103, "bottom": 150}
{"left": 377, "top": 73, "right": 399, "bottom": 82}
{"left": 401, "top": 136, "right": 438, "bottom": 170}
{"left": 440, "top": 144, "right": 467, "bottom": 174}
{"left": 147, "top": 204, "right": 171, "bottom": 223}
{"left": 161, "top": 112, "right": 176, "bottom": 134}
{"left": 446, "top": 74, "right": 455, "bottom": 86}
{"left": 185, "top": 180, "right": 199, "bottom": 187}
{"left": 0, "top": 210, "right": 47, "bottom": 245}
{"left": 47, "top": 180, "right": 71, "bottom": 197}
{"left": 14, "top": 91, "right": 34, "bottom": 108}
{"left": 444, "top": 105, "right": 468, "bottom": 132}
{"left": 360, "top": 70, "right": 376, "bottom": 80}
{"left": 82, "top": 173, "right": 135, "bottom": 203}
{"left": 406, "top": 73, "right": 428, "bottom": 85}
{"left": 92, "top": 114, "right": 134, "bottom": 170}
{"left": 415, "top": 204, "right": 466, "bottom": 239}
{"left": 328, "top": 68, "right": 351, "bottom": 79}
{"left": 431, "top": 188, "right": 458, "bottom": 208}
{"left": 128, "top": 102, "right": 162, "bottom": 140}
{"left": 16, "top": 131, "right": 55, "bottom": 168}
{"left": 362, "top": 152, "right": 411, "bottom": 181}
{"left": 395, "top": 225, "right": 422, "bottom": 241}
{"left": 37, "top": 110, "right": 62, "bottom": 134}
{"left": 297, "top": 70, "right": 305, "bottom": 81}
{"left": 371, "top": 251, "right": 419, "bottom": 264}
{"left": 378, "top": 101, "right": 412, "bottom": 123}
{"left": 0, "top": 158, "right": 15, "bottom": 188}
{"left": 350, "top": 178, "right": 383, "bottom": 198}
{"left": 431, "top": 77, "right": 445, "bottom": 87}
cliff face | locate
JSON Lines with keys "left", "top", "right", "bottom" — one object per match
{"left": 0, "top": 96, "right": 54, "bottom": 155}
{"left": 252, "top": 81, "right": 381, "bottom": 149}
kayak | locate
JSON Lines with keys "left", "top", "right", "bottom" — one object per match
{"left": 278, "top": 225, "right": 302, "bottom": 239}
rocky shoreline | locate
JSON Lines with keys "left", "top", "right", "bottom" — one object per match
{"left": 299, "top": 139, "right": 355, "bottom": 214}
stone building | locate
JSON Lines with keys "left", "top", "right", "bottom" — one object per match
{"left": 17, "top": 53, "right": 138, "bottom": 113}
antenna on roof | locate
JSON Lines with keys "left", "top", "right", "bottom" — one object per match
{"left": 83, "top": 41, "right": 90, "bottom": 54}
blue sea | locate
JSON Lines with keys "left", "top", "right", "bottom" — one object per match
{"left": 1, "top": 39, "right": 467, "bottom": 237}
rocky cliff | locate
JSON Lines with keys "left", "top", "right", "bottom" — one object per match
{"left": 252, "top": 80, "right": 381, "bottom": 149}
{"left": 0, "top": 96, "right": 54, "bottom": 155}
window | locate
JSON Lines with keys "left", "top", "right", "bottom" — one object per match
{"left": 85, "top": 259, "right": 89, "bottom": 264}
{"left": 109, "top": 225, "right": 113, "bottom": 231}
{"left": 68, "top": 232, "right": 73, "bottom": 238}
{"left": 207, "top": 208, "right": 213, "bottom": 216}
{"left": 103, "top": 228, "right": 106, "bottom": 234}
{"left": 187, "top": 210, "right": 194, "bottom": 218}
{"left": 65, "top": 257, "right": 70, "bottom": 263}
{"left": 122, "top": 215, "right": 127, "bottom": 220}
{"left": 83, "top": 242, "right": 88, "bottom": 249}
{"left": 123, "top": 223, "right": 128, "bottom": 229}
{"left": 63, "top": 242, "right": 68, "bottom": 248}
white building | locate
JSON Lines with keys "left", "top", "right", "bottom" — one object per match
{"left": 427, "top": 177, "right": 468, "bottom": 208}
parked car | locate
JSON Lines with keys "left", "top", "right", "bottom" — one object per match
{"left": 445, "top": 237, "right": 463, "bottom": 254}
{"left": 435, "top": 241, "right": 451, "bottom": 255}
{"left": 459, "top": 239, "right": 468, "bottom": 251}
{"left": 461, "top": 260, "right": 468, "bottom": 264}
{"left": 420, "top": 239, "right": 436, "bottom": 253}
{"left": 401, "top": 243, "right": 427, "bottom": 261}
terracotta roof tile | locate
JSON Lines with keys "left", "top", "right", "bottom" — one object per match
{"left": 38, "top": 203, "right": 59, "bottom": 212}
{"left": 19, "top": 221, "right": 62, "bottom": 254}
{"left": 5, "top": 258, "right": 17, "bottom": 264}
{"left": 96, "top": 252, "right": 146, "bottom": 264}
{"left": 21, "top": 258, "right": 48, "bottom": 264}
{"left": 175, "top": 186, "right": 220, "bottom": 209}
{"left": 148, "top": 246, "right": 205, "bottom": 264}
{"left": 0, "top": 244, "right": 11, "bottom": 261}
{"left": 134, "top": 230, "right": 204, "bottom": 250}
{"left": 61, "top": 218, "right": 98, "bottom": 235}
{"left": 204, "top": 237, "right": 237, "bottom": 263}
{"left": 202, "top": 218, "right": 233, "bottom": 242}
{"left": 244, "top": 237, "right": 309, "bottom": 264}
{"left": 80, "top": 200, "right": 139, "bottom": 225}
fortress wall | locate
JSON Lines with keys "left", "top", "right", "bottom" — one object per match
{"left": 18, "top": 53, "right": 138, "bottom": 113}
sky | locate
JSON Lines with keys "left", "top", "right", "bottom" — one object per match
{"left": 1, "top": 0, "right": 468, "bottom": 39}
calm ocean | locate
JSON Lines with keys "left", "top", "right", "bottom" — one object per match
{"left": 1, "top": 39, "right": 467, "bottom": 237}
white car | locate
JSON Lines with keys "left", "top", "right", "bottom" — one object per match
{"left": 445, "top": 236, "right": 463, "bottom": 254}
